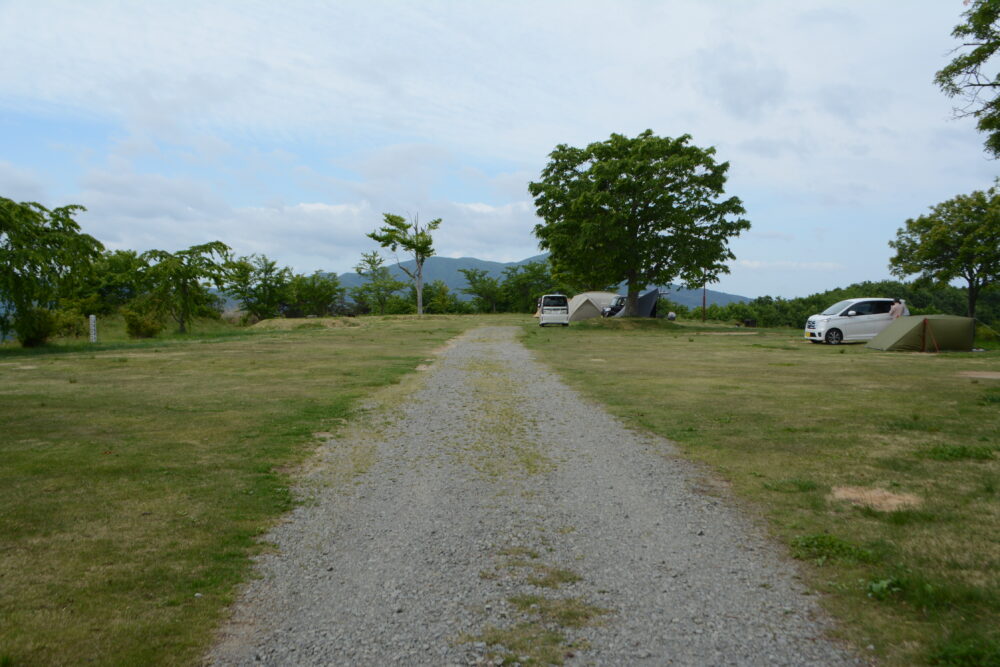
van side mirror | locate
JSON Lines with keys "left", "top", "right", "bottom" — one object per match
{"left": 847, "top": 310, "right": 857, "bottom": 316}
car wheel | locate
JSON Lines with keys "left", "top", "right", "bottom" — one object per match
{"left": 825, "top": 328, "right": 843, "bottom": 345}
{"left": 562, "top": 323, "right": 569, "bottom": 327}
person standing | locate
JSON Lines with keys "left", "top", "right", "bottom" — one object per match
{"left": 889, "top": 298, "right": 905, "bottom": 319}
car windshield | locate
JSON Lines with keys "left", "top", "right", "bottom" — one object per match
{"left": 820, "top": 300, "right": 854, "bottom": 316}
{"left": 542, "top": 296, "right": 567, "bottom": 307}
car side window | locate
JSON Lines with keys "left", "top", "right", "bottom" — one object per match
{"left": 851, "top": 301, "right": 874, "bottom": 315}
{"left": 872, "top": 301, "right": 892, "bottom": 314}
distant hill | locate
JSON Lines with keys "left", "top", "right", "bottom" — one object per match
{"left": 338, "top": 253, "right": 749, "bottom": 307}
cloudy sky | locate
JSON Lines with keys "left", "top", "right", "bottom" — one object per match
{"left": 0, "top": 1, "right": 995, "bottom": 298}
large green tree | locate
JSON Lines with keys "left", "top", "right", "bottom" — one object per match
{"left": 529, "top": 131, "right": 750, "bottom": 316}
{"left": 66, "top": 249, "right": 150, "bottom": 316}
{"left": 142, "top": 241, "right": 230, "bottom": 333}
{"left": 889, "top": 185, "right": 1000, "bottom": 319}
{"left": 0, "top": 198, "right": 103, "bottom": 344}
{"left": 935, "top": 0, "right": 1000, "bottom": 158}
{"left": 367, "top": 213, "right": 441, "bottom": 315}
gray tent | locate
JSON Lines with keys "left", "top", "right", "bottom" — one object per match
{"left": 866, "top": 315, "right": 975, "bottom": 352}
{"left": 613, "top": 289, "right": 659, "bottom": 318}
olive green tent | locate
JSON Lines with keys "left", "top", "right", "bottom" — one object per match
{"left": 866, "top": 315, "right": 975, "bottom": 352}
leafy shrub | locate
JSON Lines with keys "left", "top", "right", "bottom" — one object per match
{"left": 14, "top": 307, "right": 57, "bottom": 347}
{"left": 53, "top": 308, "right": 87, "bottom": 338}
{"left": 867, "top": 577, "right": 904, "bottom": 601}
{"left": 122, "top": 306, "right": 165, "bottom": 338}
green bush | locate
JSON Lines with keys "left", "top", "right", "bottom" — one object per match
{"left": 53, "top": 308, "right": 87, "bottom": 338}
{"left": 14, "top": 307, "right": 57, "bottom": 347}
{"left": 122, "top": 306, "right": 165, "bottom": 339}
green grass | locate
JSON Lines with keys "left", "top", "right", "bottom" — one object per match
{"left": 521, "top": 317, "right": 1000, "bottom": 666}
{"left": 0, "top": 313, "right": 519, "bottom": 665}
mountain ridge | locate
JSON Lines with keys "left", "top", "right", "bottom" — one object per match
{"left": 337, "top": 253, "right": 750, "bottom": 308}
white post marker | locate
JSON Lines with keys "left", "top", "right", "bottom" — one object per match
{"left": 89, "top": 314, "right": 97, "bottom": 343}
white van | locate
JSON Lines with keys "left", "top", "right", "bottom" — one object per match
{"left": 804, "top": 297, "right": 906, "bottom": 344}
{"left": 538, "top": 294, "right": 570, "bottom": 327}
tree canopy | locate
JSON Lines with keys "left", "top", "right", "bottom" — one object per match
{"left": 224, "top": 254, "right": 292, "bottom": 322}
{"left": 367, "top": 213, "right": 441, "bottom": 315}
{"left": 529, "top": 130, "right": 749, "bottom": 315}
{"left": 935, "top": 0, "right": 1000, "bottom": 158}
{"left": 459, "top": 268, "right": 503, "bottom": 313}
{"left": 1, "top": 198, "right": 103, "bottom": 344}
{"left": 889, "top": 184, "right": 1000, "bottom": 319}
{"left": 142, "top": 241, "right": 230, "bottom": 333}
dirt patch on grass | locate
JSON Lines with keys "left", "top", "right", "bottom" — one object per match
{"left": 829, "top": 486, "right": 921, "bottom": 511}
{"left": 957, "top": 371, "right": 1000, "bottom": 380}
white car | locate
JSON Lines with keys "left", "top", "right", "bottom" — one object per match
{"left": 538, "top": 294, "right": 570, "bottom": 326}
{"left": 804, "top": 297, "right": 906, "bottom": 344}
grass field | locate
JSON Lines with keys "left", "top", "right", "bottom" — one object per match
{"left": 522, "top": 318, "right": 1000, "bottom": 666}
{"left": 0, "top": 314, "right": 521, "bottom": 665}
{"left": 3, "top": 313, "right": 998, "bottom": 665}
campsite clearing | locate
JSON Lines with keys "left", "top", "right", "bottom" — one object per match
{"left": 1, "top": 314, "right": 997, "bottom": 665}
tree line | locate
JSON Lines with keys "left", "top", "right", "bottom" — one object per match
{"left": 662, "top": 280, "right": 1000, "bottom": 329}
{"left": 1, "top": 198, "right": 352, "bottom": 346}
{"left": 0, "top": 197, "right": 571, "bottom": 347}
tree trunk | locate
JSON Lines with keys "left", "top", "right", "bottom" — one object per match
{"left": 178, "top": 281, "right": 188, "bottom": 334}
{"left": 967, "top": 281, "right": 979, "bottom": 319}
{"left": 415, "top": 259, "right": 424, "bottom": 316}
{"left": 624, "top": 271, "right": 640, "bottom": 317}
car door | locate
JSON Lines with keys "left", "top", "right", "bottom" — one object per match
{"left": 842, "top": 300, "right": 876, "bottom": 340}
{"left": 868, "top": 300, "right": 893, "bottom": 337}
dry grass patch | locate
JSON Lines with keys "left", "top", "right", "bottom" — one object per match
{"left": 829, "top": 486, "right": 922, "bottom": 511}
{"left": 957, "top": 370, "right": 1000, "bottom": 379}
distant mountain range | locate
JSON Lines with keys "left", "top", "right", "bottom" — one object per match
{"left": 337, "top": 253, "right": 750, "bottom": 308}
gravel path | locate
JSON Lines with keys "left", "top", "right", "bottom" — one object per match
{"left": 207, "top": 326, "right": 861, "bottom": 666}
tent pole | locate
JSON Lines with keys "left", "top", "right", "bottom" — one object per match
{"left": 921, "top": 318, "right": 927, "bottom": 352}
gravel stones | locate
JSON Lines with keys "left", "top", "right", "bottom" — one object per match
{"left": 207, "top": 326, "right": 861, "bottom": 666}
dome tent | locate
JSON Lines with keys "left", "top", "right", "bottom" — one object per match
{"left": 568, "top": 291, "right": 618, "bottom": 321}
